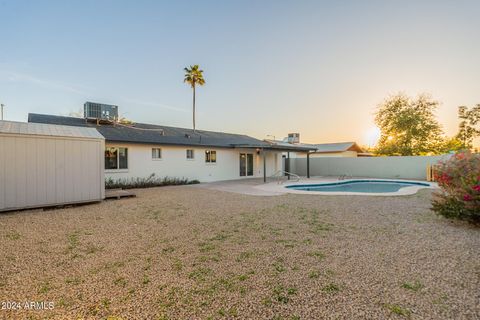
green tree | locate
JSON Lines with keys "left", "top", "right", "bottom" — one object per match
{"left": 438, "top": 137, "right": 464, "bottom": 154}
{"left": 456, "top": 105, "right": 480, "bottom": 149}
{"left": 374, "top": 93, "right": 444, "bottom": 156}
{"left": 184, "top": 65, "right": 205, "bottom": 132}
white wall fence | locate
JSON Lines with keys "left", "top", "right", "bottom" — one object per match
{"left": 286, "top": 154, "right": 452, "bottom": 180}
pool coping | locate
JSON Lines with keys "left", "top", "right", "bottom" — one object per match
{"left": 255, "top": 178, "right": 438, "bottom": 196}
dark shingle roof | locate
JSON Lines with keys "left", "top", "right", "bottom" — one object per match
{"left": 28, "top": 113, "right": 315, "bottom": 151}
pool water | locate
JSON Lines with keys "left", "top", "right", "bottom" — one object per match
{"left": 285, "top": 180, "right": 430, "bottom": 193}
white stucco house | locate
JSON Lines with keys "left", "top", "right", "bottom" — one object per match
{"left": 28, "top": 114, "right": 314, "bottom": 183}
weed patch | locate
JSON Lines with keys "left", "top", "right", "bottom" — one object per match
{"left": 236, "top": 251, "right": 254, "bottom": 262}
{"left": 308, "top": 251, "right": 325, "bottom": 260}
{"left": 66, "top": 231, "right": 80, "bottom": 252}
{"left": 5, "top": 231, "right": 21, "bottom": 240}
{"left": 188, "top": 267, "right": 212, "bottom": 282}
{"left": 401, "top": 281, "right": 423, "bottom": 292}
{"left": 322, "top": 283, "right": 340, "bottom": 294}
{"left": 114, "top": 277, "right": 127, "bottom": 287}
{"left": 272, "top": 285, "right": 297, "bottom": 304}
{"left": 38, "top": 281, "right": 51, "bottom": 294}
{"left": 385, "top": 303, "right": 411, "bottom": 317}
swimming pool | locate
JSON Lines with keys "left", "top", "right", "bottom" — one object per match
{"left": 285, "top": 179, "right": 431, "bottom": 194}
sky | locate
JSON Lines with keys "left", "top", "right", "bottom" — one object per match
{"left": 1, "top": 0, "right": 479, "bottom": 146}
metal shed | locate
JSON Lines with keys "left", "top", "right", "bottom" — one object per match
{"left": 0, "top": 120, "right": 105, "bottom": 212}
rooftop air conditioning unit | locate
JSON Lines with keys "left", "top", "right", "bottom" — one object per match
{"left": 287, "top": 133, "right": 300, "bottom": 144}
{"left": 84, "top": 102, "right": 119, "bottom": 121}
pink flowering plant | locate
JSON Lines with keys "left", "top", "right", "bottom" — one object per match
{"left": 432, "top": 151, "right": 480, "bottom": 223}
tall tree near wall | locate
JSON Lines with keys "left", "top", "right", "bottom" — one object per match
{"left": 456, "top": 104, "right": 480, "bottom": 150}
{"left": 374, "top": 93, "right": 444, "bottom": 156}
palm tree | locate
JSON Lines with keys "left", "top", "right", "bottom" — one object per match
{"left": 184, "top": 65, "right": 205, "bottom": 132}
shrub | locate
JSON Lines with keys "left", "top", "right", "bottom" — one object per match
{"left": 105, "top": 173, "right": 200, "bottom": 189}
{"left": 432, "top": 152, "right": 480, "bottom": 223}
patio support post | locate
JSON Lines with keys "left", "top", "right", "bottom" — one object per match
{"left": 263, "top": 150, "right": 267, "bottom": 183}
{"left": 287, "top": 152, "right": 290, "bottom": 180}
{"left": 307, "top": 152, "right": 310, "bottom": 178}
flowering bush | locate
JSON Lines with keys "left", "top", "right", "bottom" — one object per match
{"left": 432, "top": 151, "right": 480, "bottom": 223}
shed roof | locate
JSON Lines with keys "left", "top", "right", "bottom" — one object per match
{"left": 0, "top": 120, "right": 105, "bottom": 140}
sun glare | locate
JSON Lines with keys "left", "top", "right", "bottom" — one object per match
{"left": 365, "top": 126, "right": 381, "bottom": 147}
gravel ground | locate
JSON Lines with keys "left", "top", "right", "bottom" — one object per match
{"left": 0, "top": 186, "right": 479, "bottom": 319}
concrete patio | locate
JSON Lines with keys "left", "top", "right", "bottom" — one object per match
{"left": 194, "top": 178, "right": 285, "bottom": 196}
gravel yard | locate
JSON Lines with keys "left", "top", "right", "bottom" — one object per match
{"left": 0, "top": 185, "right": 479, "bottom": 319}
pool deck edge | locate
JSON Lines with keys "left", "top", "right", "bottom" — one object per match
{"left": 255, "top": 178, "right": 438, "bottom": 197}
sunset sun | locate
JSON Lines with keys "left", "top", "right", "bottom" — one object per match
{"left": 365, "top": 126, "right": 381, "bottom": 147}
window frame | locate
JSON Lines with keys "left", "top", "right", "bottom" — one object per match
{"left": 186, "top": 149, "right": 195, "bottom": 160}
{"left": 105, "top": 146, "right": 129, "bottom": 171}
{"left": 152, "top": 148, "right": 162, "bottom": 160}
{"left": 205, "top": 150, "right": 217, "bottom": 164}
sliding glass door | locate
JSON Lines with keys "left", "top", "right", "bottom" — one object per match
{"left": 240, "top": 153, "right": 254, "bottom": 176}
{"left": 247, "top": 153, "right": 253, "bottom": 176}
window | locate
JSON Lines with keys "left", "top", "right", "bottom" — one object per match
{"left": 152, "top": 148, "right": 162, "bottom": 159}
{"left": 119, "top": 148, "right": 128, "bottom": 169}
{"left": 105, "top": 147, "right": 118, "bottom": 170}
{"left": 105, "top": 147, "right": 128, "bottom": 170}
{"left": 186, "top": 149, "right": 194, "bottom": 159}
{"left": 205, "top": 150, "right": 217, "bottom": 163}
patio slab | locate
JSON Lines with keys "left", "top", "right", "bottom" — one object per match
{"left": 194, "top": 178, "right": 285, "bottom": 196}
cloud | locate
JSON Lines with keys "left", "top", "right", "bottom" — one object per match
{"left": 119, "top": 97, "right": 189, "bottom": 113}
{"left": 3, "top": 71, "right": 88, "bottom": 95}
{"left": 1, "top": 69, "right": 189, "bottom": 114}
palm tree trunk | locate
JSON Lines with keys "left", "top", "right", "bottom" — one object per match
{"left": 193, "top": 84, "right": 196, "bottom": 132}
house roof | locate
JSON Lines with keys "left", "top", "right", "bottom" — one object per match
{"left": 28, "top": 113, "right": 315, "bottom": 151}
{"left": 263, "top": 140, "right": 315, "bottom": 152}
{"left": 307, "top": 142, "right": 364, "bottom": 153}
{"left": 265, "top": 140, "right": 364, "bottom": 153}
{"left": 0, "top": 120, "right": 104, "bottom": 140}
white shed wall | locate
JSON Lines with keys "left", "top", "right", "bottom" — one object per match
{"left": 105, "top": 143, "right": 282, "bottom": 182}
{"left": 0, "top": 134, "right": 105, "bottom": 211}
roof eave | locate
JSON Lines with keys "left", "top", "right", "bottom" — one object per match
{"left": 232, "top": 143, "right": 316, "bottom": 152}
{"left": 104, "top": 138, "right": 240, "bottom": 149}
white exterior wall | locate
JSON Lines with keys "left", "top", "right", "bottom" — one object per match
{"left": 105, "top": 143, "right": 282, "bottom": 182}
{"left": 0, "top": 133, "right": 105, "bottom": 212}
